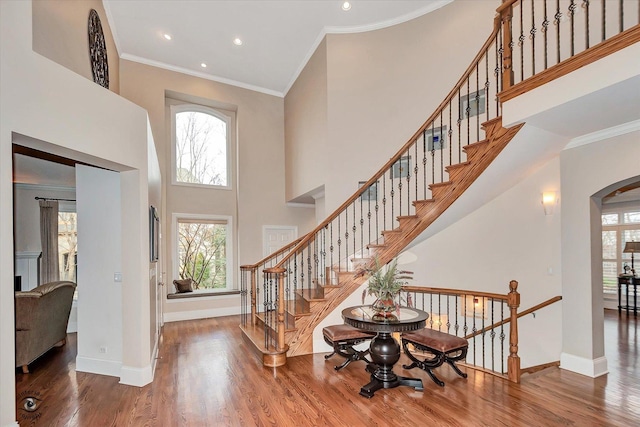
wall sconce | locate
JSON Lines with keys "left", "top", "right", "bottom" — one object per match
{"left": 542, "top": 191, "right": 558, "bottom": 215}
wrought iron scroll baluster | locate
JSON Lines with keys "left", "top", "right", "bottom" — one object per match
{"left": 352, "top": 204, "right": 357, "bottom": 260}
{"left": 439, "top": 111, "right": 444, "bottom": 183}
{"left": 530, "top": 0, "right": 536, "bottom": 76}
{"left": 542, "top": 0, "right": 549, "bottom": 70}
{"left": 519, "top": 0, "right": 524, "bottom": 82}
{"left": 569, "top": 0, "right": 576, "bottom": 56}
{"left": 422, "top": 131, "right": 427, "bottom": 200}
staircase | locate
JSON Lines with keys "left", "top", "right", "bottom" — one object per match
{"left": 240, "top": 0, "right": 640, "bottom": 368}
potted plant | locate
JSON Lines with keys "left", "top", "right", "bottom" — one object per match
{"left": 361, "top": 257, "right": 413, "bottom": 319}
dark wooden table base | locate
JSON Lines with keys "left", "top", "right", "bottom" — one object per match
{"left": 360, "top": 331, "right": 423, "bottom": 398}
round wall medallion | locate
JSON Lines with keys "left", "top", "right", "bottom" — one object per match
{"left": 88, "top": 9, "right": 109, "bottom": 89}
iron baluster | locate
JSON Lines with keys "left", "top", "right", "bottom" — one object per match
{"left": 398, "top": 155, "right": 403, "bottom": 217}
{"left": 555, "top": 0, "right": 562, "bottom": 64}
{"left": 619, "top": 0, "right": 623, "bottom": 33}
{"left": 542, "top": 0, "right": 549, "bottom": 70}
{"left": 457, "top": 87, "right": 462, "bottom": 166}
{"left": 422, "top": 131, "right": 428, "bottom": 200}
{"left": 382, "top": 173, "right": 387, "bottom": 232}
{"left": 569, "top": 0, "right": 576, "bottom": 56}
{"left": 475, "top": 62, "right": 480, "bottom": 144}
{"left": 500, "top": 304, "right": 506, "bottom": 374}
{"left": 530, "top": 0, "right": 536, "bottom": 76}
{"left": 329, "top": 222, "right": 334, "bottom": 278}
{"left": 446, "top": 295, "right": 451, "bottom": 334}
{"left": 439, "top": 110, "right": 444, "bottom": 183}
{"left": 414, "top": 138, "right": 419, "bottom": 204}
{"left": 307, "top": 242, "right": 312, "bottom": 301}
{"left": 602, "top": 0, "right": 606, "bottom": 43}
{"left": 583, "top": 1, "right": 590, "bottom": 49}
{"left": 344, "top": 213, "right": 349, "bottom": 272}
{"left": 337, "top": 214, "right": 341, "bottom": 272}
{"left": 390, "top": 168, "right": 395, "bottom": 228}
{"left": 352, "top": 204, "right": 356, "bottom": 261}
{"left": 491, "top": 299, "right": 496, "bottom": 372}
{"left": 438, "top": 293, "right": 442, "bottom": 332}
{"left": 466, "top": 76, "right": 471, "bottom": 148}
{"left": 431, "top": 121, "right": 436, "bottom": 187}
{"left": 519, "top": 0, "right": 525, "bottom": 82}
{"left": 482, "top": 297, "right": 486, "bottom": 370}
{"left": 374, "top": 182, "right": 379, "bottom": 240}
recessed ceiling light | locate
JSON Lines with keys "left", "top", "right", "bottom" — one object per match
{"left": 342, "top": 1, "right": 351, "bottom": 11}
{"left": 233, "top": 38, "right": 243, "bottom": 46}
{"left": 200, "top": 63, "right": 207, "bottom": 68}
{"left": 163, "top": 33, "right": 172, "bottom": 40}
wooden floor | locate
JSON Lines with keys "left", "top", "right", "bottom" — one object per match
{"left": 15, "top": 309, "right": 639, "bottom": 426}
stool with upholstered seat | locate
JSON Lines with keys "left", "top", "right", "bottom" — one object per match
{"left": 401, "top": 328, "right": 468, "bottom": 386}
{"left": 322, "top": 324, "right": 376, "bottom": 371}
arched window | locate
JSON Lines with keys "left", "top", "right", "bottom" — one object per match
{"left": 172, "top": 105, "right": 231, "bottom": 188}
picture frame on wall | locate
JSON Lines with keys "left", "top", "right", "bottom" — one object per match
{"left": 391, "top": 156, "right": 411, "bottom": 178}
{"left": 459, "top": 89, "right": 486, "bottom": 118}
{"left": 426, "top": 126, "right": 447, "bottom": 151}
{"left": 359, "top": 181, "right": 378, "bottom": 201}
{"left": 149, "top": 205, "right": 160, "bottom": 263}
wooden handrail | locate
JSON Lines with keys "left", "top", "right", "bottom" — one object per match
{"left": 273, "top": 15, "right": 503, "bottom": 270}
{"left": 240, "top": 235, "right": 307, "bottom": 271}
{"left": 464, "top": 295, "right": 562, "bottom": 340}
{"left": 496, "top": 0, "right": 520, "bottom": 15}
{"left": 402, "top": 285, "right": 509, "bottom": 302}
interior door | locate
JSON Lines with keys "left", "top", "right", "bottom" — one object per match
{"left": 263, "top": 226, "right": 297, "bottom": 256}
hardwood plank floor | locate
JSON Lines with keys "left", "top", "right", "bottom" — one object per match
{"left": 15, "top": 309, "right": 639, "bottom": 426}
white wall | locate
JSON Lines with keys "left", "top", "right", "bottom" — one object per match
{"left": 75, "top": 165, "right": 123, "bottom": 377}
{"left": 560, "top": 130, "right": 640, "bottom": 377}
{"left": 399, "top": 157, "right": 563, "bottom": 369}
{"left": 0, "top": 2, "right": 155, "bottom": 423}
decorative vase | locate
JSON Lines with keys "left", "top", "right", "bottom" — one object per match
{"left": 371, "top": 298, "right": 398, "bottom": 321}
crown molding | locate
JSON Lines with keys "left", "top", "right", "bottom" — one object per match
{"left": 283, "top": 0, "right": 453, "bottom": 95}
{"left": 13, "top": 183, "right": 75, "bottom": 193}
{"left": 120, "top": 54, "right": 284, "bottom": 98}
{"left": 565, "top": 119, "right": 640, "bottom": 150}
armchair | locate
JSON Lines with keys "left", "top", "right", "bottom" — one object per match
{"left": 15, "top": 281, "right": 76, "bottom": 373}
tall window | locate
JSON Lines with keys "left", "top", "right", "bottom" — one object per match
{"left": 602, "top": 208, "right": 640, "bottom": 293}
{"left": 58, "top": 211, "right": 77, "bottom": 283}
{"left": 176, "top": 216, "right": 232, "bottom": 290}
{"left": 173, "top": 106, "right": 230, "bottom": 188}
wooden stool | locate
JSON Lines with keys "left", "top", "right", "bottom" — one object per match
{"left": 401, "top": 328, "right": 468, "bottom": 386}
{"left": 323, "top": 324, "right": 376, "bottom": 371}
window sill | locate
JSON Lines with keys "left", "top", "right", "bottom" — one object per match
{"left": 167, "top": 290, "right": 241, "bottom": 300}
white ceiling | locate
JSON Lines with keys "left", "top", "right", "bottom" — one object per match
{"left": 103, "top": 0, "right": 452, "bottom": 96}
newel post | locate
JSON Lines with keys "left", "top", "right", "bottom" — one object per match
{"left": 499, "top": 0, "right": 515, "bottom": 90}
{"left": 507, "top": 280, "right": 521, "bottom": 383}
{"left": 268, "top": 267, "right": 287, "bottom": 351}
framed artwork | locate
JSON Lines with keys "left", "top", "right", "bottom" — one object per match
{"left": 359, "top": 181, "right": 378, "bottom": 201}
{"left": 460, "top": 89, "right": 486, "bottom": 118}
{"left": 391, "top": 156, "right": 411, "bottom": 178}
{"left": 426, "top": 126, "right": 447, "bottom": 151}
{"left": 149, "top": 205, "right": 160, "bottom": 263}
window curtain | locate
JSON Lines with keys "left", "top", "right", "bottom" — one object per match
{"left": 39, "top": 200, "right": 60, "bottom": 284}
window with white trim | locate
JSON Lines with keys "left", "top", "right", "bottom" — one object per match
{"left": 172, "top": 105, "right": 231, "bottom": 188}
{"left": 602, "top": 208, "right": 640, "bottom": 294}
{"left": 175, "top": 215, "right": 233, "bottom": 291}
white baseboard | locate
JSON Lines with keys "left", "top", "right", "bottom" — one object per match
{"left": 120, "top": 364, "right": 153, "bottom": 387}
{"left": 76, "top": 355, "right": 121, "bottom": 378}
{"left": 66, "top": 320, "right": 77, "bottom": 334}
{"left": 163, "top": 306, "right": 241, "bottom": 323}
{"left": 2, "top": 422, "right": 19, "bottom": 427}
{"left": 560, "top": 353, "right": 608, "bottom": 378}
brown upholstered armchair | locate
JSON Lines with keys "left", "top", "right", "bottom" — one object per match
{"left": 15, "top": 281, "right": 76, "bottom": 373}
